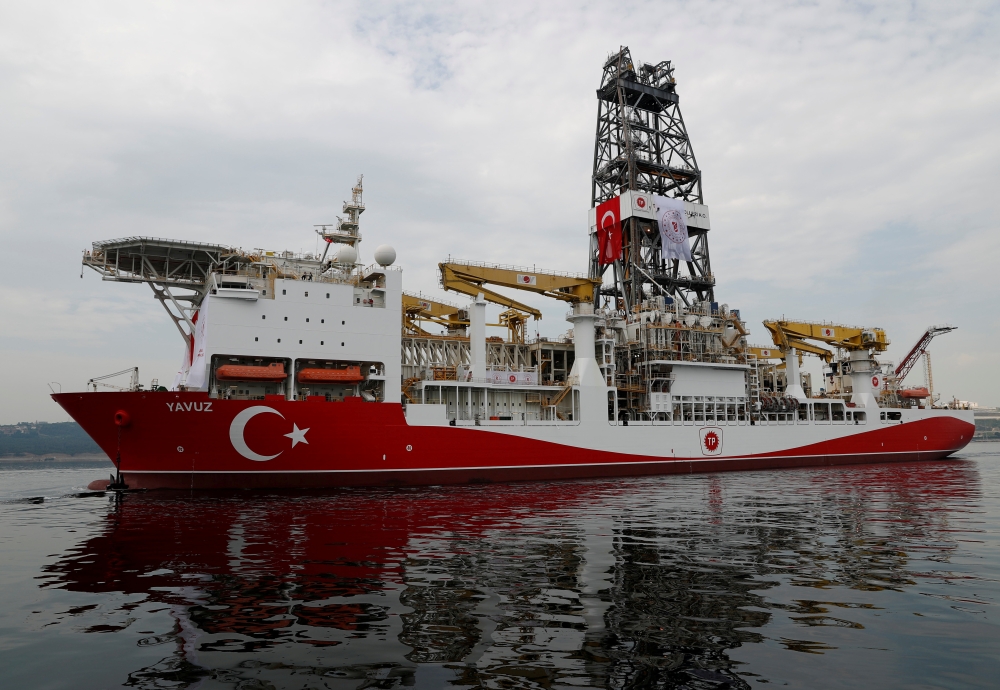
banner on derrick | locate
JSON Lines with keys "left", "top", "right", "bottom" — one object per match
{"left": 654, "top": 195, "right": 693, "bottom": 262}
{"left": 596, "top": 196, "right": 622, "bottom": 264}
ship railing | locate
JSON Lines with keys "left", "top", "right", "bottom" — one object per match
{"left": 457, "top": 376, "right": 563, "bottom": 387}
{"left": 361, "top": 263, "right": 402, "bottom": 275}
{"left": 417, "top": 371, "right": 564, "bottom": 387}
{"left": 443, "top": 257, "right": 588, "bottom": 280}
{"left": 90, "top": 236, "right": 234, "bottom": 252}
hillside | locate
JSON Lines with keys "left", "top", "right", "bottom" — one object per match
{"left": 0, "top": 422, "right": 102, "bottom": 456}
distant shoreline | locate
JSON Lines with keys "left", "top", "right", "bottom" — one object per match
{"left": 0, "top": 453, "right": 109, "bottom": 464}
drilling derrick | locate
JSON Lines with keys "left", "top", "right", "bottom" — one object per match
{"left": 591, "top": 46, "right": 713, "bottom": 311}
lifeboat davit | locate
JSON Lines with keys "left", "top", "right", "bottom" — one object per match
{"left": 297, "top": 366, "right": 364, "bottom": 384}
{"left": 900, "top": 387, "right": 931, "bottom": 399}
{"left": 215, "top": 362, "right": 287, "bottom": 382}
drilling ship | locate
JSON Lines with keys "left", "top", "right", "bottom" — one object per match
{"left": 53, "top": 48, "right": 974, "bottom": 490}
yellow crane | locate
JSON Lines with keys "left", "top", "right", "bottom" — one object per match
{"left": 437, "top": 260, "right": 603, "bottom": 342}
{"left": 401, "top": 293, "right": 466, "bottom": 337}
{"left": 439, "top": 261, "right": 601, "bottom": 307}
{"left": 748, "top": 345, "right": 802, "bottom": 365}
{"left": 401, "top": 292, "right": 536, "bottom": 343}
{"left": 761, "top": 320, "right": 889, "bottom": 363}
{"left": 406, "top": 261, "right": 602, "bottom": 344}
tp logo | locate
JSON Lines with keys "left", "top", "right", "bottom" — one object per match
{"left": 700, "top": 427, "right": 723, "bottom": 456}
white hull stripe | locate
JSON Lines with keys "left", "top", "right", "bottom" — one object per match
{"left": 119, "top": 449, "right": 944, "bottom": 474}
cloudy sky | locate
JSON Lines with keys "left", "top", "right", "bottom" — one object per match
{"left": 2, "top": 0, "right": 998, "bottom": 424}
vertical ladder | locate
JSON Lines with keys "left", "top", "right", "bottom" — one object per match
{"left": 747, "top": 355, "right": 761, "bottom": 417}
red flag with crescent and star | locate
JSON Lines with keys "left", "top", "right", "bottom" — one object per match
{"left": 596, "top": 196, "right": 622, "bottom": 265}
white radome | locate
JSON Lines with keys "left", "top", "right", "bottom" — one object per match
{"left": 374, "top": 244, "right": 396, "bottom": 267}
{"left": 336, "top": 245, "right": 358, "bottom": 264}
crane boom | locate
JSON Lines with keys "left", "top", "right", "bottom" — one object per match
{"left": 748, "top": 345, "right": 803, "bottom": 364}
{"left": 763, "top": 319, "right": 889, "bottom": 364}
{"left": 439, "top": 261, "right": 602, "bottom": 313}
{"left": 402, "top": 291, "right": 536, "bottom": 343}
{"left": 402, "top": 292, "right": 466, "bottom": 336}
{"left": 894, "top": 324, "right": 956, "bottom": 383}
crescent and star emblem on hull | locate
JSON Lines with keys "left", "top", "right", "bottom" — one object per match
{"left": 229, "top": 406, "right": 310, "bottom": 462}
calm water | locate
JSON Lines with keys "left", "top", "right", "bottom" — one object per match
{"left": 2, "top": 448, "right": 999, "bottom": 689}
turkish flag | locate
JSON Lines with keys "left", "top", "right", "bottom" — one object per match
{"left": 596, "top": 196, "right": 622, "bottom": 265}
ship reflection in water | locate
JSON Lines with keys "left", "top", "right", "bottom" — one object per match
{"left": 38, "top": 459, "right": 997, "bottom": 689}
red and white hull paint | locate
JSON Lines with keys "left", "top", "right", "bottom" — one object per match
{"left": 54, "top": 392, "right": 975, "bottom": 490}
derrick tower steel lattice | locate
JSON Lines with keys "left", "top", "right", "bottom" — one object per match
{"left": 590, "top": 46, "right": 714, "bottom": 310}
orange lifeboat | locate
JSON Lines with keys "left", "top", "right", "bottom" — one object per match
{"left": 900, "top": 387, "right": 931, "bottom": 399}
{"left": 215, "top": 362, "right": 287, "bottom": 382}
{"left": 297, "top": 366, "right": 364, "bottom": 384}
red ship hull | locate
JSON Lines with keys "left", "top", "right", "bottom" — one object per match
{"left": 54, "top": 392, "right": 975, "bottom": 490}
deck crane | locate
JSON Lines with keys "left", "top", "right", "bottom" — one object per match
{"left": 894, "top": 325, "right": 956, "bottom": 384}
{"left": 401, "top": 293, "right": 467, "bottom": 337}
{"left": 748, "top": 345, "right": 803, "bottom": 365}
{"left": 762, "top": 320, "right": 890, "bottom": 363}
{"left": 439, "top": 261, "right": 602, "bottom": 306}
{"left": 438, "top": 261, "right": 603, "bottom": 343}
{"left": 402, "top": 292, "right": 537, "bottom": 344}
{"left": 746, "top": 346, "right": 807, "bottom": 408}
{"left": 762, "top": 319, "right": 891, "bottom": 405}
{"left": 87, "top": 367, "right": 140, "bottom": 392}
